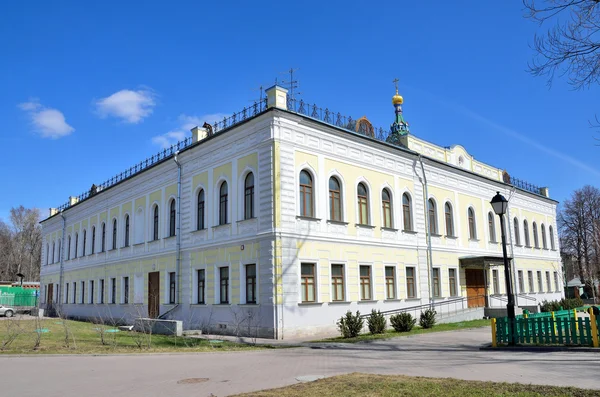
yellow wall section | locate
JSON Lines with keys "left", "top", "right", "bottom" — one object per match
{"left": 122, "top": 202, "right": 132, "bottom": 215}
{"left": 109, "top": 207, "right": 119, "bottom": 220}
{"left": 213, "top": 163, "right": 232, "bottom": 184}
{"left": 99, "top": 211, "right": 107, "bottom": 223}
{"left": 238, "top": 152, "right": 258, "bottom": 175}
{"left": 295, "top": 151, "right": 318, "bottom": 171}
{"left": 165, "top": 184, "right": 177, "bottom": 199}
{"left": 192, "top": 171, "right": 208, "bottom": 192}
{"left": 149, "top": 190, "right": 161, "bottom": 206}
{"left": 135, "top": 197, "right": 146, "bottom": 211}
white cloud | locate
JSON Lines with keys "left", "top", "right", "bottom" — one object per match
{"left": 95, "top": 88, "right": 156, "bottom": 123}
{"left": 18, "top": 99, "right": 74, "bottom": 139}
{"left": 151, "top": 113, "right": 229, "bottom": 149}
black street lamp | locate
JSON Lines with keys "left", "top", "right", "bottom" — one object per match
{"left": 490, "top": 191, "right": 516, "bottom": 345}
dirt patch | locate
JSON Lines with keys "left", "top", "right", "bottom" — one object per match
{"left": 177, "top": 378, "right": 209, "bottom": 384}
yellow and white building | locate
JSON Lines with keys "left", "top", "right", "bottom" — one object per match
{"left": 40, "top": 85, "right": 563, "bottom": 339}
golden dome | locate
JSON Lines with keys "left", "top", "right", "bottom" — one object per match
{"left": 392, "top": 89, "right": 403, "bottom": 105}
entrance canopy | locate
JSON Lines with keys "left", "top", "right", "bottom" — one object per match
{"left": 459, "top": 255, "right": 512, "bottom": 268}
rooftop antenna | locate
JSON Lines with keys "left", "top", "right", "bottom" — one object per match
{"left": 250, "top": 84, "right": 264, "bottom": 104}
{"left": 281, "top": 68, "right": 301, "bottom": 101}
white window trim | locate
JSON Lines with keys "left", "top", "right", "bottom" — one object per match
{"left": 358, "top": 263, "right": 373, "bottom": 301}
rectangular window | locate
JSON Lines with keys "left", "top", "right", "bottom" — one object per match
{"left": 554, "top": 272, "right": 559, "bottom": 292}
{"left": 80, "top": 281, "right": 85, "bottom": 304}
{"left": 432, "top": 268, "right": 440, "bottom": 298}
{"left": 99, "top": 279, "right": 105, "bottom": 304}
{"left": 528, "top": 271, "right": 534, "bottom": 293}
{"left": 331, "top": 264, "right": 345, "bottom": 301}
{"left": 72, "top": 282, "right": 76, "bottom": 304}
{"left": 385, "top": 266, "right": 396, "bottom": 299}
{"left": 449, "top": 268, "right": 457, "bottom": 297}
{"left": 111, "top": 278, "right": 116, "bottom": 304}
{"left": 65, "top": 282, "right": 69, "bottom": 304}
{"left": 246, "top": 264, "right": 257, "bottom": 304}
{"left": 537, "top": 271, "right": 543, "bottom": 293}
{"left": 546, "top": 272, "right": 551, "bottom": 293}
{"left": 360, "top": 265, "right": 371, "bottom": 300}
{"left": 123, "top": 276, "right": 129, "bottom": 304}
{"left": 169, "top": 272, "right": 176, "bottom": 304}
{"left": 492, "top": 269, "right": 499, "bottom": 295}
{"left": 90, "top": 280, "right": 94, "bottom": 304}
{"left": 301, "top": 263, "right": 316, "bottom": 303}
{"left": 197, "top": 269, "right": 205, "bottom": 304}
{"left": 518, "top": 270, "right": 525, "bottom": 294}
{"left": 406, "top": 267, "right": 416, "bottom": 298}
{"left": 220, "top": 267, "right": 229, "bottom": 304}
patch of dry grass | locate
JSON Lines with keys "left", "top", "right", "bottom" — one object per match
{"left": 234, "top": 373, "right": 600, "bottom": 397}
{"left": 0, "top": 317, "right": 267, "bottom": 354}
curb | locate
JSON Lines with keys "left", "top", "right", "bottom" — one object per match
{"left": 480, "top": 343, "right": 600, "bottom": 353}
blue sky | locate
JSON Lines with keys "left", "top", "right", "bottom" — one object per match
{"left": 1, "top": 1, "right": 598, "bottom": 222}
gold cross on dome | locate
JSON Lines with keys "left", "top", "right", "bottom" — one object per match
{"left": 392, "top": 78, "right": 399, "bottom": 93}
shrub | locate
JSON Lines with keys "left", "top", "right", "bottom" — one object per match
{"left": 540, "top": 298, "right": 583, "bottom": 312}
{"left": 337, "top": 311, "right": 364, "bottom": 338}
{"left": 390, "top": 312, "right": 416, "bottom": 332}
{"left": 419, "top": 309, "right": 436, "bottom": 329}
{"left": 367, "top": 310, "right": 387, "bottom": 334}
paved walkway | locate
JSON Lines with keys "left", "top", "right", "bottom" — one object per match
{"left": 2, "top": 327, "right": 599, "bottom": 397}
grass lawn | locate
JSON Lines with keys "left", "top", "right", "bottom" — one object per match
{"left": 234, "top": 373, "right": 600, "bottom": 397}
{"left": 0, "top": 317, "right": 266, "bottom": 354}
{"left": 314, "top": 319, "right": 490, "bottom": 343}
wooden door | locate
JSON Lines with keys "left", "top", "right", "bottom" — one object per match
{"left": 465, "top": 269, "right": 485, "bottom": 308}
{"left": 47, "top": 283, "right": 54, "bottom": 307}
{"left": 148, "top": 272, "right": 160, "bottom": 318}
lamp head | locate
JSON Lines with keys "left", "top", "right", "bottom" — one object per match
{"left": 490, "top": 191, "right": 508, "bottom": 215}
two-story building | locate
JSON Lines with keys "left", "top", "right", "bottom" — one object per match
{"left": 40, "top": 85, "right": 563, "bottom": 339}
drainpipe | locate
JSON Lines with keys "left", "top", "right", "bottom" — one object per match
{"left": 417, "top": 155, "right": 435, "bottom": 308}
{"left": 173, "top": 152, "right": 182, "bottom": 306}
{"left": 59, "top": 212, "right": 67, "bottom": 311}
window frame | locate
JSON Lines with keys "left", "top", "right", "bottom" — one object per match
{"left": 444, "top": 202, "right": 454, "bottom": 237}
{"left": 74, "top": 232, "right": 79, "bottom": 258}
{"left": 197, "top": 189, "right": 205, "bottom": 230}
{"left": 101, "top": 222, "right": 106, "bottom": 252}
{"left": 331, "top": 264, "right": 345, "bottom": 302}
{"left": 112, "top": 219, "right": 117, "bottom": 250}
{"left": 219, "top": 181, "right": 228, "bottom": 225}
{"left": 153, "top": 205, "right": 159, "bottom": 240}
{"left": 244, "top": 173, "right": 255, "bottom": 220}
{"left": 357, "top": 183, "right": 369, "bottom": 225}
{"left": 492, "top": 269, "right": 499, "bottom": 295}
{"left": 299, "top": 170, "right": 314, "bottom": 218}
{"left": 169, "top": 272, "right": 176, "bottom": 304}
{"left": 219, "top": 266, "right": 229, "bottom": 304}
{"left": 402, "top": 193, "right": 413, "bottom": 231}
{"left": 359, "top": 265, "right": 372, "bottom": 300}
{"left": 91, "top": 226, "right": 96, "bottom": 254}
{"left": 541, "top": 223, "right": 547, "bottom": 249}
{"left": 488, "top": 212, "right": 496, "bottom": 242}
{"left": 533, "top": 221, "right": 539, "bottom": 248}
{"left": 300, "top": 263, "right": 316, "bottom": 303}
{"left": 432, "top": 267, "right": 441, "bottom": 298}
{"left": 197, "top": 269, "right": 205, "bottom": 304}
{"left": 537, "top": 270, "right": 543, "bottom": 292}
{"left": 245, "top": 264, "right": 257, "bottom": 304}
{"left": 528, "top": 270, "right": 534, "bottom": 293}
{"left": 513, "top": 217, "right": 520, "bottom": 245}
{"left": 546, "top": 271, "right": 551, "bottom": 293}
{"left": 518, "top": 270, "right": 525, "bottom": 294}
{"left": 468, "top": 207, "right": 477, "bottom": 240}
{"left": 524, "top": 220, "right": 530, "bottom": 247}
{"left": 406, "top": 266, "right": 416, "bottom": 298}
{"left": 549, "top": 225, "right": 555, "bottom": 250}
{"left": 385, "top": 266, "right": 396, "bottom": 300}
{"left": 329, "top": 176, "right": 342, "bottom": 222}
{"left": 427, "top": 198, "right": 438, "bottom": 235}
{"left": 124, "top": 214, "right": 130, "bottom": 247}
{"left": 169, "top": 199, "right": 176, "bottom": 237}
{"left": 122, "top": 276, "right": 129, "bottom": 304}
{"left": 382, "top": 188, "right": 393, "bottom": 228}
{"left": 449, "top": 268, "right": 458, "bottom": 297}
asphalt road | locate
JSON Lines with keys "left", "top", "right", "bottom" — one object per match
{"left": 2, "top": 328, "right": 599, "bottom": 397}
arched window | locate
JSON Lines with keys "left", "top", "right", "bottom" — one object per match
{"left": 91, "top": 226, "right": 96, "bottom": 254}
{"left": 82, "top": 229, "right": 87, "bottom": 256}
{"left": 488, "top": 212, "right": 496, "bottom": 242}
{"left": 101, "top": 223, "right": 106, "bottom": 252}
{"left": 549, "top": 225, "right": 555, "bottom": 250}
{"left": 523, "top": 220, "right": 530, "bottom": 247}
{"left": 57, "top": 240, "right": 61, "bottom": 262}
{"left": 513, "top": 218, "right": 520, "bottom": 245}
{"left": 402, "top": 193, "right": 412, "bottom": 231}
{"left": 541, "top": 224, "right": 547, "bottom": 249}
{"left": 112, "top": 219, "right": 117, "bottom": 250}
{"left": 299, "top": 170, "right": 313, "bottom": 217}
{"left": 51, "top": 242, "right": 55, "bottom": 264}
{"left": 244, "top": 173, "right": 255, "bottom": 220}
{"left": 169, "top": 200, "right": 176, "bottom": 237}
{"left": 219, "top": 181, "right": 228, "bottom": 225}
{"left": 74, "top": 232, "right": 79, "bottom": 258}
{"left": 329, "top": 177, "right": 342, "bottom": 222}
{"left": 382, "top": 188, "right": 392, "bottom": 228}
{"left": 533, "top": 221, "right": 539, "bottom": 248}
{"left": 197, "top": 190, "right": 205, "bottom": 230}
{"left": 444, "top": 202, "right": 454, "bottom": 236}
{"left": 125, "top": 215, "right": 130, "bottom": 246}
{"left": 468, "top": 207, "right": 476, "bottom": 240}
{"left": 427, "top": 199, "right": 437, "bottom": 234}
{"left": 67, "top": 235, "right": 71, "bottom": 260}
{"left": 153, "top": 206, "right": 159, "bottom": 240}
{"left": 46, "top": 244, "right": 50, "bottom": 265}
{"left": 357, "top": 182, "right": 369, "bottom": 225}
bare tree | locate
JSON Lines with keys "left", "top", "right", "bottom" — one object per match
{"left": 524, "top": 0, "right": 600, "bottom": 141}
{"left": 559, "top": 185, "right": 600, "bottom": 299}
{"left": 0, "top": 206, "right": 42, "bottom": 281}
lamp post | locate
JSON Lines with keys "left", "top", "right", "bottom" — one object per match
{"left": 490, "top": 191, "right": 516, "bottom": 345}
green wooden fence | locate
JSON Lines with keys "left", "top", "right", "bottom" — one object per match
{"left": 493, "top": 312, "right": 600, "bottom": 346}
